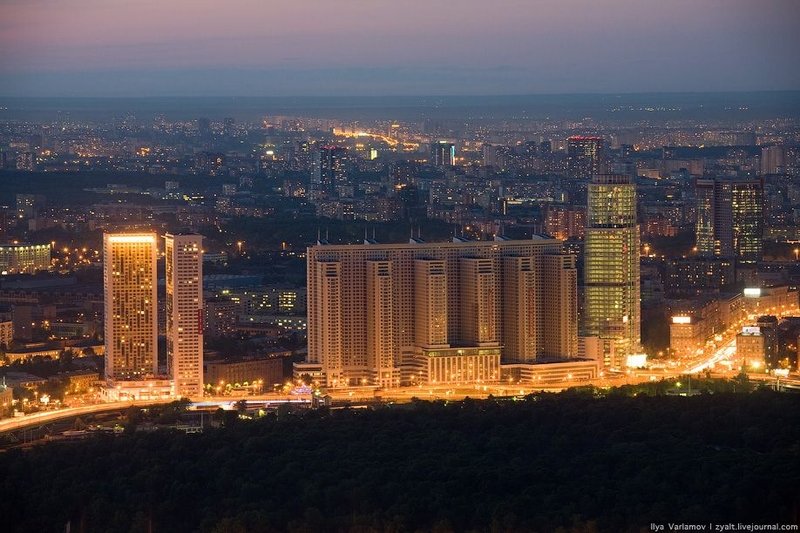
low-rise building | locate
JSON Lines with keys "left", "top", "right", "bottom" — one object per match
{"left": 737, "top": 326, "right": 767, "bottom": 372}
{"left": 670, "top": 299, "right": 725, "bottom": 357}
{"left": 501, "top": 358, "right": 601, "bottom": 385}
{"left": 102, "top": 378, "right": 173, "bottom": 401}
{"left": 205, "top": 355, "right": 286, "bottom": 390}
{"left": 5, "top": 345, "right": 61, "bottom": 364}
{"left": 0, "top": 243, "right": 51, "bottom": 274}
{"left": 51, "top": 370, "right": 100, "bottom": 394}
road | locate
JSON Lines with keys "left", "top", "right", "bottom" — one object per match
{"left": 685, "top": 337, "right": 737, "bottom": 374}
{"left": 0, "top": 399, "right": 174, "bottom": 435}
{"left": 0, "top": 336, "right": 787, "bottom": 436}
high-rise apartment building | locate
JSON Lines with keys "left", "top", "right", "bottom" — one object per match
{"left": 727, "top": 178, "right": 764, "bottom": 264}
{"left": 103, "top": 233, "right": 158, "bottom": 381}
{"left": 431, "top": 141, "right": 455, "bottom": 167}
{"left": 584, "top": 174, "right": 640, "bottom": 368}
{"left": 695, "top": 178, "right": 716, "bottom": 256}
{"left": 567, "top": 136, "right": 605, "bottom": 180}
{"left": 761, "top": 145, "right": 785, "bottom": 175}
{"left": 543, "top": 254, "right": 579, "bottom": 358}
{"left": 305, "top": 238, "right": 578, "bottom": 388}
{"left": 544, "top": 205, "right": 586, "bottom": 240}
{"left": 165, "top": 234, "right": 204, "bottom": 398}
{"left": 311, "top": 145, "right": 349, "bottom": 197}
{"left": 694, "top": 177, "right": 764, "bottom": 264}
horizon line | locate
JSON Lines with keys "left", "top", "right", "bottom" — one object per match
{"left": 2, "top": 89, "right": 800, "bottom": 100}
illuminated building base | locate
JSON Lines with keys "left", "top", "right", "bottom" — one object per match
{"left": 293, "top": 353, "right": 598, "bottom": 389}
{"left": 406, "top": 346, "right": 501, "bottom": 386}
{"left": 501, "top": 358, "right": 600, "bottom": 385}
{"left": 102, "top": 378, "right": 174, "bottom": 401}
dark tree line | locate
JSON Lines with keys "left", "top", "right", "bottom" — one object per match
{"left": 1, "top": 391, "right": 799, "bottom": 532}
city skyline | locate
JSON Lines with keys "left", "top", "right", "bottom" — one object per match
{"left": 2, "top": 2, "right": 799, "bottom": 530}
{"left": 1, "top": 0, "right": 799, "bottom": 97}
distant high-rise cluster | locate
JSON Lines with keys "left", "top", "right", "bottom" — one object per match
{"left": 583, "top": 174, "right": 640, "bottom": 368}
{"left": 695, "top": 177, "right": 764, "bottom": 264}
{"left": 431, "top": 141, "right": 455, "bottom": 167}
{"left": 305, "top": 238, "right": 578, "bottom": 388}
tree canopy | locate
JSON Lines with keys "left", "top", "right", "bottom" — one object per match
{"left": 1, "top": 391, "right": 798, "bottom": 532}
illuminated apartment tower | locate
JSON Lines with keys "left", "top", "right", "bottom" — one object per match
{"left": 567, "top": 136, "right": 605, "bottom": 180}
{"left": 695, "top": 178, "right": 716, "bottom": 256}
{"left": 165, "top": 234, "right": 204, "bottom": 398}
{"left": 502, "top": 256, "right": 539, "bottom": 362}
{"left": 460, "top": 258, "right": 499, "bottom": 347}
{"left": 414, "top": 260, "right": 449, "bottom": 349}
{"left": 724, "top": 178, "right": 764, "bottom": 264}
{"left": 584, "top": 174, "right": 640, "bottom": 367}
{"left": 543, "top": 254, "right": 579, "bottom": 358}
{"left": 366, "top": 260, "right": 396, "bottom": 387}
{"left": 306, "top": 238, "right": 578, "bottom": 387}
{"left": 103, "top": 233, "right": 158, "bottom": 381}
{"left": 314, "top": 261, "right": 344, "bottom": 386}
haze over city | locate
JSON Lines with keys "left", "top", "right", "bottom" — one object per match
{"left": 1, "top": 0, "right": 799, "bottom": 96}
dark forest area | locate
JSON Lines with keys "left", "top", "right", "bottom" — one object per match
{"left": 2, "top": 391, "right": 799, "bottom": 532}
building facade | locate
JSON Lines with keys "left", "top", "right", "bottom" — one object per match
{"left": 205, "top": 356, "right": 285, "bottom": 390}
{"left": 0, "top": 243, "right": 51, "bottom": 274}
{"left": 584, "top": 174, "right": 641, "bottom": 368}
{"left": 306, "top": 237, "right": 578, "bottom": 388}
{"left": 103, "top": 233, "right": 158, "bottom": 381}
{"left": 165, "top": 234, "right": 204, "bottom": 398}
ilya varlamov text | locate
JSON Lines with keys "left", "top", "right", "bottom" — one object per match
{"left": 651, "top": 524, "right": 797, "bottom": 532}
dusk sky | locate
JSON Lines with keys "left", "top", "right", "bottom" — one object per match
{"left": 1, "top": 0, "right": 799, "bottom": 97}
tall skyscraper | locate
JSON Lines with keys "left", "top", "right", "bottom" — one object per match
{"left": 305, "top": 238, "right": 578, "bottom": 388}
{"left": 727, "top": 178, "right": 764, "bottom": 264}
{"left": 543, "top": 254, "right": 579, "bottom": 358}
{"left": 567, "top": 136, "right": 605, "bottom": 180}
{"left": 311, "top": 145, "right": 349, "bottom": 197}
{"left": 695, "top": 178, "right": 716, "bottom": 256}
{"left": 761, "top": 145, "right": 785, "bottom": 175}
{"left": 584, "top": 174, "right": 640, "bottom": 368}
{"left": 431, "top": 141, "right": 455, "bottom": 167}
{"left": 165, "top": 234, "right": 204, "bottom": 398}
{"left": 694, "top": 177, "right": 764, "bottom": 264}
{"left": 103, "top": 233, "right": 158, "bottom": 381}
